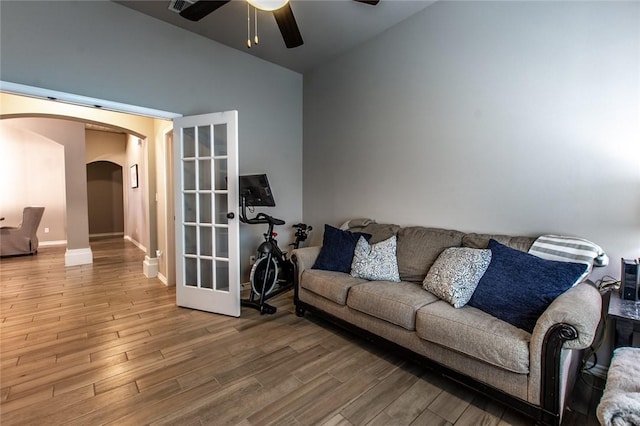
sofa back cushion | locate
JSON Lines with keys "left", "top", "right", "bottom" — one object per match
{"left": 358, "top": 223, "right": 401, "bottom": 244}
{"left": 462, "top": 233, "right": 535, "bottom": 252}
{"left": 396, "top": 227, "right": 465, "bottom": 283}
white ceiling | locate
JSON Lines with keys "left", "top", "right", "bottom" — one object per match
{"left": 115, "top": 0, "right": 435, "bottom": 73}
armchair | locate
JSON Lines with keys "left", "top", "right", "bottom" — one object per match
{"left": 0, "top": 207, "right": 46, "bottom": 257}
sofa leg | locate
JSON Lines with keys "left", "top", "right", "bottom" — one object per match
{"left": 295, "top": 306, "right": 306, "bottom": 317}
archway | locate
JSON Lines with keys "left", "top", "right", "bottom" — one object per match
{"left": 0, "top": 114, "right": 146, "bottom": 268}
{"left": 1, "top": 90, "right": 176, "bottom": 280}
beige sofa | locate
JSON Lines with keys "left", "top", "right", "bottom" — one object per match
{"left": 292, "top": 223, "right": 602, "bottom": 426}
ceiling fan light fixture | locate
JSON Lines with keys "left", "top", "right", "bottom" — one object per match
{"left": 247, "top": 0, "right": 288, "bottom": 12}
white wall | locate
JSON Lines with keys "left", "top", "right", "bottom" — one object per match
{"left": 0, "top": 0, "right": 303, "bottom": 280}
{"left": 304, "top": 1, "right": 640, "bottom": 281}
{"left": 0, "top": 121, "right": 66, "bottom": 243}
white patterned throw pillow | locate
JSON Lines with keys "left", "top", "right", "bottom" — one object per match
{"left": 350, "top": 235, "right": 400, "bottom": 282}
{"left": 423, "top": 247, "right": 492, "bottom": 308}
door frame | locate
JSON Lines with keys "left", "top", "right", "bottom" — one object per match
{"left": 163, "top": 128, "right": 176, "bottom": 286}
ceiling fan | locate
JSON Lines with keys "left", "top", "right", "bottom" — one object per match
{"left": 178, "top": 0, "right": 380, "bottom": 49}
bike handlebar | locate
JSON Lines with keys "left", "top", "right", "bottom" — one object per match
{"left": 240, "top": 212, "right": 285, "bottom": 226}
{"left": 239, "top": 195, "right": 285, "bottom": 226}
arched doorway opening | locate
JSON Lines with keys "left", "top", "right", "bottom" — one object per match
{"left": 87, "top": 161, "right": 124, "bottom": 239}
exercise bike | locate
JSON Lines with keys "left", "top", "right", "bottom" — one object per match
{"left": 239, "top": 194, "right": 312, "bottom": 314}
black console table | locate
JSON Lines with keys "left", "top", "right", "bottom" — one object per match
{"left": 608, "top": 290, "right": 640, "bottom": 347}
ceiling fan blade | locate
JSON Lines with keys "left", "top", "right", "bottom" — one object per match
{"left": 180, "top": 0, "right": 231, "bottom": 22}
{"left": 273, "top": 3, "right": 303, "bottom": 49}
{"left": 353, "top": 0, "right": 380, "bottom": 4}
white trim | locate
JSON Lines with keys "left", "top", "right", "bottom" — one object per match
{"left": 157, "top": 272, "right": 169, "bottom": 286}
{"left": 89, "top": 232, "right": 124, "bottom": 238}
{"left": 0, "top": 81, "right": 182, "bottom": 120}
{"left": 143, "top": 256, "right": 159, "bottom": 278}
{"left": 124, "top": 235, "right": 147, "bottom": 253}
{"left": 65, "top": 247, "right": 93, "bottom": 267}
{"left": 39, "top": 240, "right": 67, "bottom": 247}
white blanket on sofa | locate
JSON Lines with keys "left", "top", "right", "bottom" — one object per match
{"left": 528, "top": 235, "right": 609, "bottom": 283}
{"left": 528, "top": 234, "right": 609, "bottom": 266}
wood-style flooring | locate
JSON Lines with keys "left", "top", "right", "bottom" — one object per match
{"left": 1, "top": 238, "right": 603, "bottom": 425}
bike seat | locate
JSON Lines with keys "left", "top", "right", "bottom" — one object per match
{"left": 255, "top": 213, "right": 285, "bottom": 226}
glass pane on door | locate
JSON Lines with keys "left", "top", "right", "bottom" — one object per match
{"left": 185, "top": 257, "right": 197, "bottom": 287}
{"left": 201, "top": 258, "right": 213, "bottom": 289}
{"left": 198, "top": 126, "right": 211, "bottom": 157}
{"left": 216, "top": 260, "right": 229, "bottom": 292}
{"left": 199, "top": 159, "right": 211, "bottom": 190}
{"left": 215, "top": 159, "right": 227, "bottom": 190}
{"left": 214, "top": 124, "right": 227, "bottom": 157}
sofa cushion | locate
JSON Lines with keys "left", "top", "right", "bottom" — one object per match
{"left": 462, "top": 233, "right": 536, "bottom": 252}
{"left": 423, "top": 247, "right": 492, "bottom": 308}
{"left": 468, "top": 239, "right": 588, "bottom": 333}
{"left": 300, "top": 269, "right": 368, "bottom": 305}
{"left": 358, "top": 223, "right": 401, "bottom": 244}
{"left": 396, "top": 227, "right": 465, "bottom": 283}
{"left": 415, "top": 301, "right": 531, "bottom": 374}
{"left": 312, "top": 225, "right": 371, "bottom": 273}
{"left": 351, "top": 235, "right": 400, "bottom": 282}
{"left": 347, "top": 281, "right": 439, "bottom": 330}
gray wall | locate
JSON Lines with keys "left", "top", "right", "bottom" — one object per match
{"left": 87, "top": 161, "right": 124, "bottom": 236}
{"left": 304, "top": 1, "right": 640, "bottom": 281}
{"left": 0, "top": 0, "right": 303, "bottom": 280}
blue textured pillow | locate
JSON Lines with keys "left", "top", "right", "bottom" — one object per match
{"left": 468, "top": 239, "right": 588, "bottom": 333}
{"left": 312, "top": 225, "right": 371, "bottom": 273}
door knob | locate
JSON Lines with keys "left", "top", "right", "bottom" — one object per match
{"left": 226, "top": 212, "right": 235, "bottom": 219}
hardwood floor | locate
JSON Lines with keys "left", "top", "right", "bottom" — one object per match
{"left": 1, "top": 238, "right": 603, "bottom": 425}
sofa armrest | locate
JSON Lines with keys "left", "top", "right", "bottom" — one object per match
{"left": 291, "top": 246, "right": 321, "bottom": 310}
{"left": 532, "top": 282, "right": 602, "bottom": 351}
{"left": 291, "top": 246, "right": 321, "bottom": 277}
{"left": 527, "top": 282, "right": 602, "bottom": 408}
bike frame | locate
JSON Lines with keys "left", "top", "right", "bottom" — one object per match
{"left": 239, "top": 194, "right": 309, "bottom": 314}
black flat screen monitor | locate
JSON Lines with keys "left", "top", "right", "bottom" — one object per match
{"left": 239, "top": 174, "right": 275, "bottom": 207}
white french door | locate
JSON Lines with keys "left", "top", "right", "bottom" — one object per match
{"left": 173, "top": 111, "right": 240, "bottom": 317}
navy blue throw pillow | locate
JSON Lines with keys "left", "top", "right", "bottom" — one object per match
{"left": 467, "top": 239, "right": 588, "bottom": 333}
{"left": 312, "top": 225, "right": 371, "bottom": 273}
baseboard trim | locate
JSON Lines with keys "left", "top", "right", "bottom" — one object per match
{"left": 65, "top": 247, "right": 93, "bottom": 267}
{"left": 124, "top": 235, "right": 147, "bottom": 253}
{"left": 89, "top": 232, "right": 124, "bottom": 238}
{"left": 157, "top": 272, "right": 168, "bottom": 285}
{"left": 39, "top": 240, "right": 67, "bottom": 247}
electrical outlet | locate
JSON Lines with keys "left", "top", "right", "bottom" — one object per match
{"left": 44, "top": 227, "right": 50, "bottom": 233}
{"left": 249, "top": 255, "right": 256, "bottom": 265}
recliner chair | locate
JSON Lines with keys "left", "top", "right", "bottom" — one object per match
{"left": 0, "top": 207, "right": 46, "bottom": 257}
